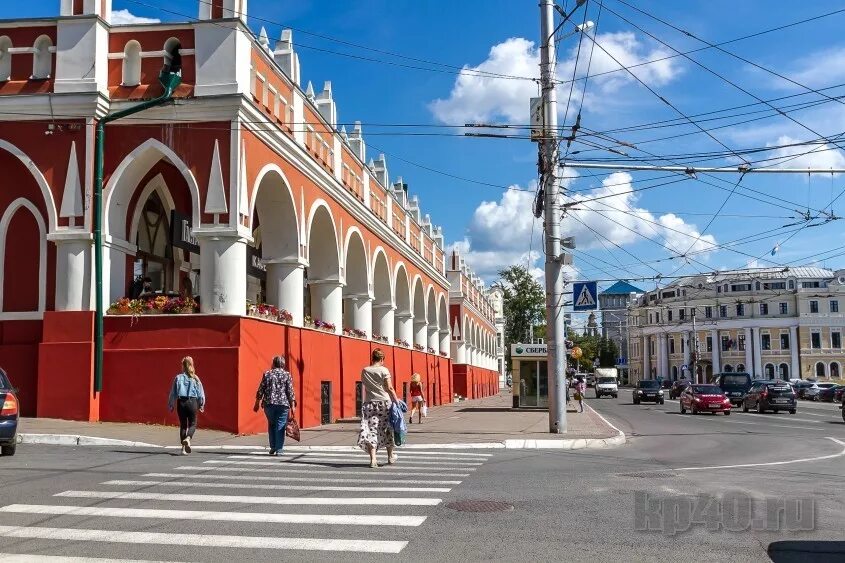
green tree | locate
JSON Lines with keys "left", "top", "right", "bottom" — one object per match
{"left": 496, "top": 265, "right": 545, "bottom": 370}
{"left": 598, "top": 337, "right": 620, "bottom": 368}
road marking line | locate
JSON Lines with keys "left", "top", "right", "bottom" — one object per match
{"left": 673, "top": 437, "right": 845, "bottom": 471}
{"left": 0, "top": 525, "right": 407, "bottom": 554}
{"left": 178, "top": 465, "right": 471, "bottom": 477}
{"left": 0, "top": 504, "right": 427, "bottom": 527}
{"left": 55, "top": 491, "right": 441, "bottom": 506}
{"left": 733, "top": 412, "right": 819, "bottom": 423}
{"left": 243, "top": 451, "right": 490, "bottom": 460}
{"left": 209, "top": 459, "right": 476, "bottom": 471}
{"left": 693, "top": 416, "right": 822, "bottom": 431}
{"left": 0, "top": 555, "right": 177, "bottom": 563}
{"left": 145, "top": 472, "right": 462, "bottom": 485}
{"left": 102, "top": 479, "right": 451, "bottom": 493}
{"left": 243, "top": 450, "right": 492, "bottom": 458}
{"left": 224, "top": 455, "right": 484, "bottom": 466}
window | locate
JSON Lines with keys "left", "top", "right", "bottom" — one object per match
{"left": 32, "top": 35, "right": 52, "bottom": 79}
{"left": 761, "top": 334, "right": 771, "bottom": 351}
{"left": 669, "top": 338, "right": 675, "bottom": 354}
{"left": 0, "top": 36, "right": 11, "bottom": 81}
{"left": 802, "top": 281, "right": 821, "bottom": 289}
{"left": 833, "top": 332, "right": 842, "bottom": 349}
{"left": 731, "top": 283, "right": 751, "bottom": 292}
{"left": 810, "top": 300, "right": 819, "bottom": 313}
{"left": 721, "top": 335, "right": 730, "bottom": 351}
{"left": 755, "top": 282, "right": 761, "bottom": 291}
{"left": 831, "top": 300, "right": 839, "bottom": 313}
{"left": 663, "top": 291, "right": 676, "bottom": 298}
{"left": 780, "top": 333, "right": 789, "bottom": 350}
{"left": 736, "top": 303, "right": 745, "bottom": 316}
{"left": 705, "top": 306, "right": 712, "bottom": 319}
{"left": 788, "top": 280, "right": 795, "bottom": 289}
{"left": 681, "top": 338, "right": 685, "bottom": 353}
{"left": 779, "top": 302, "right": 788, "bottom": 315}
{"left": 811, "top": 332, "right": 821, "bottom": 349}
{"left": 720, "top": 305, "right": 728, "bottom": 318}
{"left": 648, "top": 313, "right": 653, "bottom": 324}
{"left": 760, "top": 303, "right": 768, "bottom": 315}
{"left": 738, "top": 334, "right": 746, "bottom": 351}
{"left": 656, "top": 312, "right": 660, "bottom": 323}
{"left": 706, "top": 336, "right": 713, "bottom": 352}
{"left": 668, "top": 310, "right": 673, "bottom": 322}
{"left": 763, "top": 282, "right": 786, "bottom": 290}
{"left": 163, "top": 37, "right": 181, "bottom": 75}
{"left": 679, "top": 308, "right": 686, "bottom": 321}
{"left": 121, "top": 40, "right": 141, "bottom": 87}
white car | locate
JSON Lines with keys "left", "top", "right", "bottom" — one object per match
{"left": 595, "top": 376, "right": 619, "bottom": 399}
{"left": 807, "top": 382, "right": 838, "bottom": 401}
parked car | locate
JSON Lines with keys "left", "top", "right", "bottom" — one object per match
{"left": 791, "top": 380, "right": 815, "bottom": 399}
{"left": 818, "top": 384, "right": 844, "bottom": 403}
{"left": 804, "top": 382, "right": 837, "bottom": 401}
{"left": 633, "top": 380, "right": 665, "bottom": 405}
{"left": 716, "top": 372, "right": 753, "bottom": 406}
{"left": 679, "top": 384, "right": 731, "bottom": 415}
{"left": 594, "top": 376, "right": 619, "bottom": 399}
{"left": 669, "top": 380, "right": 691, "bottom": 399}
{"left": 841, "top": 396, "right": 845, "bottom": 423}
{"left": 742, "top": 380, "right": 797, "bottom": 414}
{"left": 0, "top": 369, "right": 18, "bottom": 456}
{"left": 834, "top": 386, "right": 845, "bottom": 403}
{"left": 660, "top": 380, "right": 673, "bottom": 390}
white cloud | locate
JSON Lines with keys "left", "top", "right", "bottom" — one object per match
{"left": 764, "top": 135, "right": 845, "bottom": 172}
{"left": 429, "top": 32, "right": 681, "bottom": 124}
{"left": 769, "top": 47, "right": 845, "bottom": 91}
{"left": 111, "top": 9, "right": 161, "bottom": 25}
{"left": 451, "top": 171, "right": 717, "bottom": 283}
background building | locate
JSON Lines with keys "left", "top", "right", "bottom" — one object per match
{"left": 486, "top": 286, "right": 506, "bottom": 387}
{"left": 599, "top": 281, "right": 643, "bottom": 381}
{"left": 628, "top": 267, "right": 845, "bottom": 384}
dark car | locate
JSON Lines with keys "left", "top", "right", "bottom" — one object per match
{"left": 660, "top": 380, "right": 673, "bottom": 390}
{"left": 0, "top": 369, "right": 18, "bottom": 456}
{"left": 742, "top": 380, "right": 796, "bottom": 414}
{"left": 633, "top": 380, "right": 664, "bottom": 405}
{"left": 791, "top": 380, "right": 814, "bottom": 399}
{"left": 717, "top": 372, "right": 753, "bottom": 405}
{"left": 835, "top": 386, "right": 845, "bottom": 403}
{"left": 669, "top": 380, "right": 691, "bottom": 399}
{"left": 818, "top": 385, "right": 844, "bottom": 403}
{"left": 679, "top": 384, "right": 731, "bottom": 415}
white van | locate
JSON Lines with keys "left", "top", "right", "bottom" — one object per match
{"left": 594, "top": 368, "right": 619, "bottom": 398}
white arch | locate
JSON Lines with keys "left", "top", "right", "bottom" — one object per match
{"left": 437, "top": 293, "right": 448, "bottom": 331}
{"left": 0, "top": 198, "right": 47, "bottom": 312}
{"left": 393, "top": 262, "right": 411, "bottom": 314}
{"left": 831, "top": 362, "right": 841, "bottom": 379}
{"left": 252, "top": 164, "right": 300, "bottom": 260}
{"left": 103, "top": 138, "right": 201, "bottom": 240}
{"left": 425, "top": 284, "right": 436, "bottom": 325}
{"left": 412, "top": 274, "right": 426, "bottom": 319}
{"left": 342, "top": 227, "right": 369, "bottom": 294}
{"left": 0, "top": 140, "right": 58, "bottom": 232}
{"left": 32, "top": 35, "right": 52, "bottom": 79}
{"left": 816, "top": 361, "right": 827, "bottom": 378}
{"left": 127, "top": 173, "right": 176, "bottom": 245}
{"left": 305, "top": 200, "right": 340, "bottom": 280}
{"left": 122, "top": 40, "right": 141, "bottom": 87}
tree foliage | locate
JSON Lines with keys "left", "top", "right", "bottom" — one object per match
{"left": 496, "top": 265, "right": 545, "bottom": 370}
{"left": 567, "top": 330, "right": 620, "bottom": 371}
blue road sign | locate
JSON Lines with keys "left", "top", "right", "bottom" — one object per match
{"left": 572, "top": 281, "right": 598, "bottom": 311}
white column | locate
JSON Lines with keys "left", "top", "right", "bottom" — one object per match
{"left": 414, "top": 319, "right": 428, "bottom": 348}
{"left": 789, "top": 326, "right": 800, "bottom": 379}
{"left": 682, "top": 331, "right": 691, "bottom": 378}
{"left": 642, "top": 335, "right": 651, "bottom": 378}
{"left": 50, "top": 234, "right": 93, "bottom": 310}
{"left": 265, "top": 260, "right": 305, "bottom": 326}
{"left": 310, "top": 280, "right": 343, "bottom": 333}
{"left": 753, "top": 327, "right": 764, "bottom": 378}
{"left": 351, "top": 295, "right": 373, "bottom": 335}
{"left": 659, "top": 333, "right": 669, "bottom": 378}
{"left": 455, "top": 341, "right": 466, "bottom": 363}
{"left": 439, "top": 330, "right": 450, "bottom": 357}
{"left": 196, "top": 232, "right": 247, "bottom": 315}
{"left": 395, "top": 313, "right": 413, "bottom": 344}
{"left": 427, "top": 326, "right": 439, "bottom": 351}
{"left": 711, "top": 329, "right": 720, "bottom": 377}
{"left": 744, "top": 327, "right": 754, "bottom": 373}
{"left": 373, "top": 304, "right": 395, "bottom": 340}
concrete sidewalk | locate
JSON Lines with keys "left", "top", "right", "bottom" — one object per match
{"left": 17, "top": 392, "right": 624, "bottom": 450}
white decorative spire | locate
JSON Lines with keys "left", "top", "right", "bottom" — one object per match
{"left": 204, "top": 140, "right": 228, "bottom": 215}
{"left": 258, "top": 26, "right": 270, "bottom": 52}
{"left": 60, "top": 141, "right": 83, "bottom": 220}
{"left": 238, "top": 140, "right": 249, "bottom": 218}
{"left": 305, "top": 81, "right": 315, "bottom": 100}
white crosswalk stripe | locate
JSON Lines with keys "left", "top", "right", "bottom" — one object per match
{"left": 0, "top": 446, "right": 492, "bottom": 559}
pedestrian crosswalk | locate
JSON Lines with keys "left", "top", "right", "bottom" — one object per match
{"left": 0, "top": 447, "right": 493, "bottom": 559}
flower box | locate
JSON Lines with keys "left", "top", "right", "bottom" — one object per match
{"left": 394, "top": 339, "right": 411, "bottom": 348}
{"left": 426, "top": 347, "right": 436, "bottom": 354}
{"left": 343, "top": 327, "right": 368, "bottom": 339}
{"left": 305, "top": 316, "right": 336, "bottom": 333}
{"left": 246, "top": 302, "right": 293, "bottom": 324}
{"left": 107, "top": 296, "right": 197, "bottom": 316}
{"left": 413, "top": 344, "right": 425, "bottom": 352}
{"left": 372, "top": 335, "right": 390, "bottom": 344}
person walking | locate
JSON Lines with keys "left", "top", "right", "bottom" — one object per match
{"left": 167, "top": 356, "right": 205, "bottom": 455}
{"left": 253, "top": 356, "right": 296, "bottom": 456}
{"left": 575, "top": 375, "right": 587, "bottom": 413}
{"left": 408, "top": 373, "right": 425, "bottom": 424}
{"left": 357, "top": 348, "right": 400, "bottom": 468}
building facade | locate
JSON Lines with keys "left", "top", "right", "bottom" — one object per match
{"left": 599, "top": 280, "right": 643, "bottom": 380}
{"left": 628, "top": 267, "right": 845, "bottom": 384}
{"left": 0, "top": 0, "right": 498, "bottom": 432}
{"left": 486, "top": 286, "right": 506, "bottom": 387}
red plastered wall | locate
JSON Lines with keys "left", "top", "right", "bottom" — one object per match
{"left": 392, "top": 347, "right": 412, "bottom": 403}
{"left": 340, "top": 337, "right": 371, "bottom": 419}
{"left": 236, "top": 317, "right": 287, "bottom": 434}
{"left": 0, "top": 320, "right": 42, "bottom": 416}
{"left": 452, "top": 364, "right": 468, "bottom": 398}
{"left": 299, "top": 329, "right": 341, "bottom": 428}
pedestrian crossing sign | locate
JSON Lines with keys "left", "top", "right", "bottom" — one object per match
{"left": 572, "top": 281, "right": 597, "bottom": 311}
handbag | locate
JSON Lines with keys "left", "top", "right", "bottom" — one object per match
{"left": 574, "top": 391, "right": 582, "bottom": 401}
{"left": 421, "top": 405, "right": 428, "bottom": 417}
{"left": 285, "top": 416, "right": 301, "bottom": 442}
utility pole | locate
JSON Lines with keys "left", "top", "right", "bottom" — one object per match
{"left": 540, "top": 0, "right": 567, "bottom": 433}
{"left": 691, "top": 309, "right": 700, "bottom": 383}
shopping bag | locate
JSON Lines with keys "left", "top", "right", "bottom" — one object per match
{"left": 285, "top": 416, "right": 301, "bottom": 442}
{"left": 394, "top": 429, "right": 407, "bottom": 446}
{"left": 574, "top": 391, "right": 582, "bottom": 401}
{"left": 421, "top": 405, "right": 428, "bottom": 417}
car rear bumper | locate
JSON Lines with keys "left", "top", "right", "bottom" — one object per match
{"left": 0, "top": 418, "right": 18, "bottom": 444}
{"left": 764, "top": 399, "right": 796, "bottom": 409}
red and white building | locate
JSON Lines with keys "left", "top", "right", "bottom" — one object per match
{"left": 0, "top": 0, "right": 499, "bottom": 433}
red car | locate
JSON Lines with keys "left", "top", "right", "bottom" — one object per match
{"left": 680, "top": 384, "right": 732, "bottom": 415}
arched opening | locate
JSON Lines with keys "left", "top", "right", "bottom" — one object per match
{"left": 251, "top": 167, "right": 300, "bottom": 321}
{"left": 32, "top": 35, "right": 52, "bottom": 79}
{"left": 306, "top": 204, "right": 341, "bottom": 331}
{"left": 134, "top": 191, "right": 172, "bottom": 295}
{"left": 0, "top": 200, "right": 46, "bottom": 313}
{"left": 830, "top": 362, "right": 840, "bottom": 379}
{"left": 412, "top": 277, "right": 426, "bottom": 347}
{"left": 764, "top": 363, "right": 775, "bottom": 379}
{"left": 394, "top": 264, "right": 411, "bottom": 344}
{"left": 736, "top": 363, "right": 745, "bottom": 373}
{"left": 163, "top": 37, "right": 182, "bottom": 75}
{"left": 342, "top": 230, "right": 369, "bottom": 335}
{"left": 671, "top": 365, "right": 678, "bottom": 380}
{"left": 723, "top": 364, "right": 734, "bottom": 373}
{"left": 425, "top": 286, "right": 437, "bottom": 351}
{"left": 371, "top": 249, "right": 392, "bottom": 340}
{"left": 438, "top": 294, "right": 449, "bottom": 355}
{"left": 0, "top": 36, "right": 11, "bottom": 81}
{"left": 122, "top": 40, "right": 141, "bottom": 87}
{"left": 778, "top": 363, "right": 789, "bottom": 379}
{"left": 816, "top": 362, "right": 826, "bottom": 378}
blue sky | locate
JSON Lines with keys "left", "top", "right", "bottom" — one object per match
{"left": 8, "top": 1, "right": 845, "bottom": 296}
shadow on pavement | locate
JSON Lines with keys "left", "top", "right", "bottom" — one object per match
{"left": 768, "top": 541, "right": 845, "bottom": 563}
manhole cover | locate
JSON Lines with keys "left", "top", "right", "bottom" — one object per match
{"left": 445, "top": 500, "right": 514, "bottom": 513}
{"left": 618, "top": 471, "right": 677, "bottom": 478}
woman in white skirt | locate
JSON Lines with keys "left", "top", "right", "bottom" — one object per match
{"left": 357, "top": 348, "right": 400, "bottom": 468}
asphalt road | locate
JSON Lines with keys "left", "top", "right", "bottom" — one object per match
{"left": 0, "top": 395, "right": 843, "bottom": 562}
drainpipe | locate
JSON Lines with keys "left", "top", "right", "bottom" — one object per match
{"left": 93, "top": 68, "right": 182, "bottom": 393}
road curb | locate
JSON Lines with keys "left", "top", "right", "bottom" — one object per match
{"left": 17, "top": 434, "right": 160, "bottom": 448}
